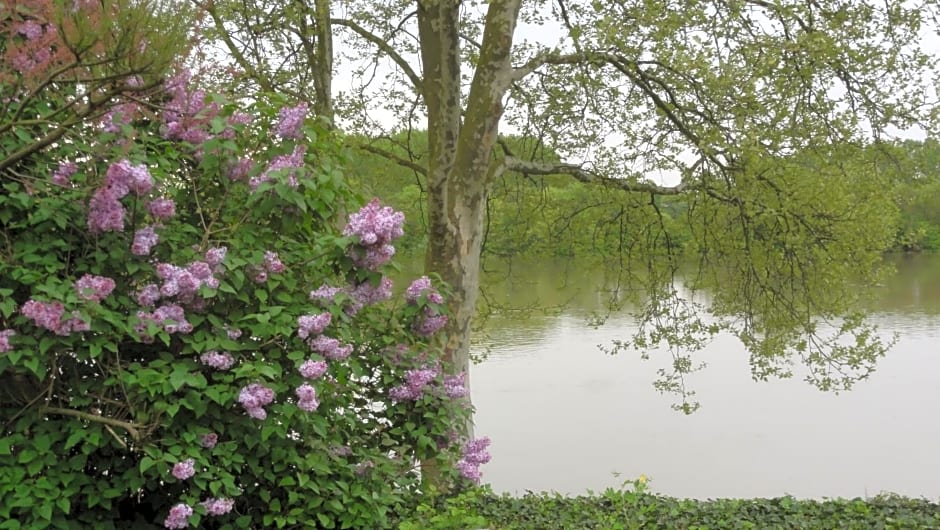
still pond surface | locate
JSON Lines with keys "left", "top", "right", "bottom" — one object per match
{"left": 467, "top": 255, "right": 940, "bottom": 500}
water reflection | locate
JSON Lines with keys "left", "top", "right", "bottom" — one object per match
{"left": 470, "top": 254, "right": 940, "bottom": 499}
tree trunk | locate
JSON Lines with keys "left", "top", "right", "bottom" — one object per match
{"left": 417, "top": 0, "right": 521, "bottom": 486}
{"left": 311, "top": 0, "right": 334, "bottom": 122}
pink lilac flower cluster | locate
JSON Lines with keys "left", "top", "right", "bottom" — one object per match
{"left": 74, "top": 274, "right": 116, "bottom": 302}
{"left": 297, "top": 312, "right": 331, "bottom": 339}
{"left": 155, "top": 261, "right": 220, "bottom": 304}
{"left": 162, "top": 70, "right": 216, "bottom": 146}
{"left": 343, "top": 199, "right": 405, "bottom": 270}
{"left": 135, "top": 303, "right": 192, "bottom": 342}
{"left": 136, "top": 284, "right": 161, "bottom": 307}
{"left": 299, "top": 359, "right": 328, "bottom": 379}
{"left": 7, "top": 19, "right": 54, "bottom": 75}
{"left": 252, "top": 250, "right": 286, "bottom": 283}
{"left": 51, "top": 161, "right": 78, "bottom": 186}
{"left": 224, "top": 324, "right": 241, "bottom": 340}
{"left": 20, "top": 300, "right": 88, "bottom": 336}
{"left": 307, "top": 335, "right": 353, "bottom": 361}
{"left": 238, "top": 383, "right": 275, "bottom": 419}
{"left": 442, "top": 372, "right": 468, "bottom": 398}
{"left": 414, "top": 312, "right": 448, "bottom": 337}
{"left": 295, "top": 383, "right": 319, "bottom": 412}
{"left": 201, "top": 433, "right": 218, "bottom": 449}
{"left": 309, "top": 284, "right": 344, "bottom": 304}
{"left": 147, "top": 198, "right": 176, "bottom": 220}
{"left": 200, "top": 351, "right": 234, "bottom": 370}
{"left": 201, "top": 497, "right": 235, "bottom": 516}
{"left": 163, "top": 503, "right": 192, "bottom": 529}
{"left": 132, "top": 226, "right": 159, "bottom": 256}
{"left": 389, "top": 366, "right": 439, "bottom": 402}
{"left": 249, "top": 145, "right": 306, "bottom": 191}
{"left": 227, "top": 157, "right": 255, "bottom": 181}
{"left": 456, "top": 437, "right": 491, "bottom": 483}
{"left": 275, "top": 102, "right": 307, "bottom": 139}
{"left": 405, "top": 276, "right": 444, "bottom": 304}
{"left": 405, "top": 277, "right": 448, "bottom": 336}
{"left": 172, "top": 458, "right": 195, "bottom": 480}
{"left": 87, "top": 159, "right": 153, "bottom": 234}
{"left": 0, "top": 329, "right": 15, "bottom": 353}
{"left": 102, "top": 102, "right": 141, "bottom": 133}
{"left": 205, "top": 247, "right": 228, "bottom": 268}
{"left": 308, "top": 278, "right": 393, "bottom": 316}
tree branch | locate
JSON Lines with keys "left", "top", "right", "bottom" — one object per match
{"left": 495, "top": 156, "right": 691, "bottom": 195}
{"left": 350, "top": 142, "right": 428, "bottom": 176}
{"left": 42, "top": 406, "right": 142, "bottom": 441}
{"left": 331, "top": 17, "right": 423, "bottom": 92}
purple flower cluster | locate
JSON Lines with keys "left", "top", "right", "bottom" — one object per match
{"left": 163, "top": 503, "right": 192, "bottom": 529}
{"left": 227, "top": 157, "right": 255, "bottom": 181}
{"left": 201, "top": 497, "right": 235, "bottom": 516}
{"left": 405, "top": 276, "right": 448, "bottom": 336}
{"left": 52, "top": 161, "right": 78, "bottom": 186}
{"left": 16, "top": 20, "right": 43, "bottom": 40}
{"left": 200, "top": 351, "right": 234, "bottom": 370}
{"left": 252, "top": 250, "right": 286, "bottom": 283}
{"left": 343, "top": 199, "right": 405, "bottom": 270}
{"left": 74, "top": 274, "right": 116, "bottom": 302}
{"left": 249, "top": 146, "right": 306, "bottom": 190}
{"left": 351, "top": 277, "right": 393, "bottom": 306}
{"left": 201, "top": 433, "right": 218, "bottom": 449}
{"left": 155, "top": 261, "right": 220, "bottom": 304}
{"left": 163, "top": 70, "right": 217, "bottom": 147}
{"left": 309, "top": 278, "right": 393, "bottom": 316}
{"left": 135, "top": 303, "right": 192, "bottom": 342}
{"left": 205, "top": 247, "right": 228, "bottom": 268}
{"left": 172, "top": 458, "right": 195, "bottom": 480}
{"left": 456, "top": 437, "right": 491, "bottom": 483}
{"left": 87, "top": 159, "right": 153, "bottom": 234}
{"left": 414, "top": 312, "right": 448, "bottom": 337}
{"left": 0, "top": 329, "right": 15, "bottom": 353}
{"left": 308, "top": 335, "right": 353, "bottom": 361}
{"left": 297, "top": 312, "right": 331, "bottom": 339}
{"left": 101, "top": 102, "right": 141, "bottom": 134}
{"left": 389, "top": 366, "right": 439, "bottom": 401}
{"left": 136, "top": 284, "right": 161, "bottom": 307}
{"left": 275, "top": 102, "right": 307, "bottom": 139}
{"left": 299, "top": 359, "right": 328, "bottom": 379}
{"left": 442, "top": 373, "right": 468, "bottom": 398}
{"left": 132, "top": 226, "right": 159, "bottom": 256}
{"left": 147, "top": 198, "right": 176, "bottom": 220}
{"left": 224, "top": 324, "right": 242, "bottom": 340}
{"left": 263, "top": 251, "right": 285, "bottom": 273}
{"left": 405, "top": 276, "right": 444, "bottom": 304}
{"left": 20, "top": 300, "right": 88, "bottom": 336}
{"left": 295, "top": 383, "right": 319, "bottom": 412}
{"left": 238, "top": 383, "right": 275, "bottom": 419}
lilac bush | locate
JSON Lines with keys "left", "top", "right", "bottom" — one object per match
{"left": 0, "top": 64, "right": 484, "bottom": 529}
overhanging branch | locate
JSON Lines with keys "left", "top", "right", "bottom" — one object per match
{"left": 495, "top": 156, "right": 691, "bottom": 195}
{"left": 351, "top": 142, "right": 428, "bottom": 176}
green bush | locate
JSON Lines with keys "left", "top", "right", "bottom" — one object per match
{"left": 0, "top": 69, "right": 474, "bottom": 528}
{"left": 401, "top": 482, "right": 940, "bottom": 530}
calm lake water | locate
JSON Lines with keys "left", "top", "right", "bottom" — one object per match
{"left": 467, "top": 254, "right": 940, "bottom": 499}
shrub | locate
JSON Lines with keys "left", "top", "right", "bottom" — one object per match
{"left": 0, "top": 69, "right": 479, "bottom": 529}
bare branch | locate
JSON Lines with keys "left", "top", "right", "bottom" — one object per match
{"left": 331, "top": 17, "right": 423, "bottom": 92}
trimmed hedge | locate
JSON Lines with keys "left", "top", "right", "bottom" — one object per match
{"left": 399, "top": 485, "right": 940, "bottom": 529}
